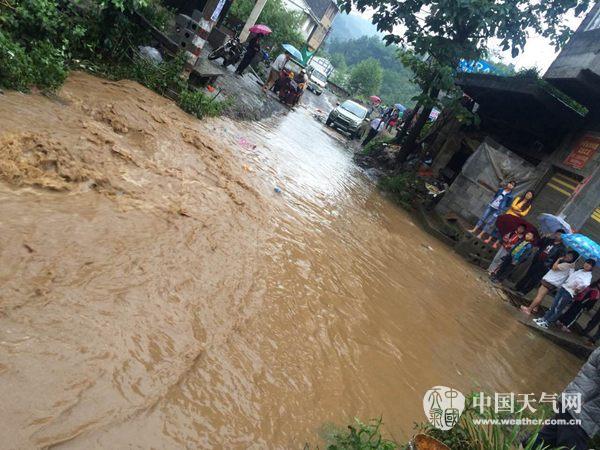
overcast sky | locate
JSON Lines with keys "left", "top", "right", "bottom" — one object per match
{"left": 495, "top": 11, "right": 584, "bottom": 72}
{"left": 354, "top": 9, "right": 585, "bottom": 73}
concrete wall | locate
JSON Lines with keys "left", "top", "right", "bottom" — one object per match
{"left": 436, "top": 139, "right": 546, "bottom": 223}
{"left": 545, "top": 3, "right": 600, "bottom": 80}
{"left": 307, "top": 3, "right": 337, "bottom": 49}
{"left": 561, "top": 168, "right": 600, "bottom": 231}
{"left": 326, "top": 80, "right": 349, "bottom": 99}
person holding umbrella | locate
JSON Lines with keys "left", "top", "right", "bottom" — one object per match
{"left": 534, "top": 258, "right": 596, "bottom": 329}
{"left": 514, "top": 229, "right": 566, "bottom": 295}
{"left": 520, "top": 251, "right": 578, "bottom": 315}
{"left": 235, "top": 33, "right": 263, "bottom": 76}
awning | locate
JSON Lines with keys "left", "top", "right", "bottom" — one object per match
{"left": 456, "top": 73, "right": 586, "bottom": 145}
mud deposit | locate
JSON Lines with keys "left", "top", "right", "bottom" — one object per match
{"left": 0, "top": 73, "right": 582, "bottom": 449}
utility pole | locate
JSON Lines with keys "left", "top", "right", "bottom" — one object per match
{"left": 239, "top": 0, "right": 268, "bottom": 42}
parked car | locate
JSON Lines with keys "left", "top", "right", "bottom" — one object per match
{"left": 326, "top": 100, "right": 369, "bottom": 139}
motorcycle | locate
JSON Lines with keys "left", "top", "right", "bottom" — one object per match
{"left": 208, "top": 36, "right": 243, "bottom": 67}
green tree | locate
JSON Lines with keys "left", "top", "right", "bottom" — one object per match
{"left": 229, "top": 0, "right": 304, "bottom": 51}
{"left": 327, "top": 36, "right": 419, "bottom": 106}
{"left": 380, "top": 68, "right": 420, "bottom": 107}
{"left": 348, "top": 57, "right": 383, "bottom": 97}
{"left": 338, "top": 0, "right": 592, "bottom": 161}
{"left": 329, "top": 52, "right": 347, "bottom": 72}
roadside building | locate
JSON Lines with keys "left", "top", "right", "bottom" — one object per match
{"left": 282, "top": 0, "right": 321, "bottom": 42}
{"left": 282, "top": 0, "right": 338, "bottom": 50}
{"left": 431, "top": 2, "right": 600, "bottom": 242}
{"left": 303, "top": 0, "right": 338, "bottom": 50}
{"left": 543, "top": 1, "right": 600, "bottom": 239}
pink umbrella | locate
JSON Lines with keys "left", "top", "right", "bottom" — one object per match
{"left": 369, "top": 95, "right": 381, "bottom": 103}
{"left": 249, "top": 24, "right": 272, "bottom": 35}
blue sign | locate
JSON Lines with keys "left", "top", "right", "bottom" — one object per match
{"left": 458, "top": 60, "right": 500, "bottom": 75}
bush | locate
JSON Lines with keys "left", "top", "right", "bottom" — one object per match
{"left": 125, "top": 53, "right": 187, "bottom": 95}
{"left": 1, "top": 0, "right": 230, "bottom": 120}
{"left": 178, "top": 89, "right": 229, "bottom": 118}
{"left": 326, "top": 418, "right": 397, "bottom": 450}
{"left": 0, "top": 0, "right": 171, "bottom": 92}
{"left": 378, "top": 172, "right": 417, "bottom": 206}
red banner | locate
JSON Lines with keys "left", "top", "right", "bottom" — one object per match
{"left": 564, "top": 134, "right": 600, "bottom": 170}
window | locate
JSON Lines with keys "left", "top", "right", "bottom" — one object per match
{"left": 585, "top": 7, "right": 600, "bottom": 31}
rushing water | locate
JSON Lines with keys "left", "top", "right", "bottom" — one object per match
{"left": 0, "top": 73, "right": 583, "bottom": 449}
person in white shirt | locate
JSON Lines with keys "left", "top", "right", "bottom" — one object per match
{"left": 534, "top": 258, "right": 596, "bottom": 328}
{"left": 520, "top": 251, "right": 577, "bottom": 315}
{"left": 361, "top": 117, "right": 385, "bottom": 146}
{"left": 262, "top": 52, "right": 290, "bottom": 92}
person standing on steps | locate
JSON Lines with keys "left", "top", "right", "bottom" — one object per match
{"left": 484, "top": 190, "right": 535, "bottom": 248}
{"left": 506, "top": 190, "right": 534, "bottom": 217}
{"left": 235, "top": 34, "right": 262, "bottom": 76}
{"left": 362, "top": 117, "right": 385, "bottom": 147}
{"left": 557, "top": 280, "right": 600, "bottom": 332}
{"left": 468, "top": 181, "right": 515, "bottom": 241}
{"left": 514, "top": 229, "right": 566, "bottom": 295}
{"left": 534, "top": 259, "right": 596, "bottom": 329}
{"left": 490, "top": 231, "right": 534, "bottom": 283}
{"left": 488, "top": 224, "right": 526, "bottom": 274}
{"left": 520, "top": 251, "right": 578, "bottom": 315}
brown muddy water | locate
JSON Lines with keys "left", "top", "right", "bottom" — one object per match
{"left": 0, "top": 73, "right": 583, "bottom": 449}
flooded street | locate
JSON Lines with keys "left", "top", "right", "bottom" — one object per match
{"left": 0, "top": 74, "right": 583, "bottom": 448}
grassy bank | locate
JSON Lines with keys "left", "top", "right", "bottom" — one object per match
{"left": 317, "top": 395, "right": 600, "bottom": 449}
{"left": 0, "top": 0, "right": 228, "bottom": 118}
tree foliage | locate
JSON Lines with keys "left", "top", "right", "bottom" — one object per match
{"left": 0, "top": 0, "right": 173, "bottom": 91}
{"left": 348, "top": 57, "right": 383, "bottom": 97}
{"left": 339, "top": 0, "right": 591, "bottom": 63}
{"left": 337, "top": 0, "right": 591, "bottom": 158}
{"left": 325, "top": 36, "right": 420, "bottom": 106}
{"left": 228, "top": 0, "right": 304, "bottom": 52}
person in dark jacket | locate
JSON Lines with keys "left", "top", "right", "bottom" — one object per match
{"left": 235, "top": 34, "right": 262, "bottom": 75}
{"left": 532, "top": 347, "right": 600, "bottom": 450}
{"left": 514, "top": 229, "right": 566, "bottom": 295}
{"left": 468, "top": 181, "right": 515, "bottom": 240}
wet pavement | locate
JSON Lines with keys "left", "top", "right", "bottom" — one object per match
{"left": 0, "top": 73, "right": 584, "bottom": 449}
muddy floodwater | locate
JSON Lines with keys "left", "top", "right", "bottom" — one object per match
{"left": 0, "top": 74, "right": 583, "bottom": 449}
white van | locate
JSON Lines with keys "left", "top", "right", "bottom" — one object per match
{"left": 307, "top": 67, "right": 328, "bottom": 96}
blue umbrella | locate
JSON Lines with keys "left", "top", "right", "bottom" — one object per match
{"left": 538, "top": 213, "right": 572, "bottom": 234}
{"left": 282, "top": 44, "right": 303, "bottom": 62}
{"left": 394, "top": 103, "right": 406, "bottom": 111}
{"left": 562, "top": 233, "right": 600, "bottom": 261}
